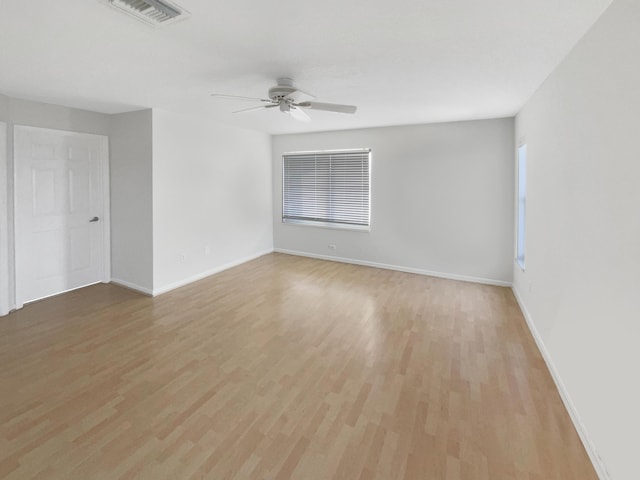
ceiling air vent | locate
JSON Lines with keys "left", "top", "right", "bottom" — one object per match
{"left": 102, "top": 0, "right": 190, "bottom": 26}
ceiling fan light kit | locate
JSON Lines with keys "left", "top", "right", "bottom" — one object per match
{"left": 211, "top": 78, "right": 357, "bottom": 122}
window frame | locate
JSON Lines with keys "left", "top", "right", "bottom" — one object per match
{"left": 281, "top": 148, "right": 371, "bottom": 232}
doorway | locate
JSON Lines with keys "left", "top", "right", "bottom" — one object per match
{"left": 14, "top": 126, "right": 110, "bottom": 307}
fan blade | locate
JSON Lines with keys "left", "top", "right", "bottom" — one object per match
{"left": 211, "top": 94, "right": 273, "bottom": 103}
{"left": 233, "top": 105, "right": 270, "bottom": 114}
{"left": 284, "top": 89, "right": 315, "bottom": 103}
{"left": 288, "top": 106, "right": 311, "bottom": 122}
{"left": 297, "top": 101, "right": 357, "bottom": 114}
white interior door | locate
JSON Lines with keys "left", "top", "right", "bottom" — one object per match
{"left": 14, "top": 126, "right": 109, "bottom": 306}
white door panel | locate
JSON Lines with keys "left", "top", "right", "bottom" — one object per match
{"left": 15, "top": 126, "right": 109, "bottom": 305}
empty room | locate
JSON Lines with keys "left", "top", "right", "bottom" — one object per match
{"left": 0, "top": 0, "right": 638, "bottom": 479}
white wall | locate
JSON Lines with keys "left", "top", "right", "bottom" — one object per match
{"left": 109, "top": 110, "right": 154, "bottom": 293}
{"left": 272, "top": 119, "right": 514, "bottom": 284}
{"left": 152, "top": 109, "right": 272, "bottom": 293}
{"left": 513, "top": 0, "right": 639, "bottom": 478}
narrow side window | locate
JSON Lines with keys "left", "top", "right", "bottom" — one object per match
{"left": 516, "top": 144, "right": 527, "bottom": 269}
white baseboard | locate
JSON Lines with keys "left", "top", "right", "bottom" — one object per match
{"left": 511, "top": 286, "right": 609, "bottom": 480}
{"left": 274, "top": 248, "right": 511, "bottom": 287}
{"left": 110, "top": 278, "right": 153, "bottom": 296}
{"left": 152, "top": 249, "right": 274, "bottom": 296}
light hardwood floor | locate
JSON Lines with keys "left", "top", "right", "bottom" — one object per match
{"left": 0, "top": 253, "right": 597, "bottom": 479}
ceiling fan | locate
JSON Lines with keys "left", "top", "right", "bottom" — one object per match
{"left": 210, "top": 78, "right": 357, "bottom": 122}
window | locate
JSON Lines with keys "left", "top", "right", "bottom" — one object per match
{"left": 282, "top": 149, "right": 370, "bottom": 230}
{"left": 516, "top": 144, "right": 527, "bottom": 269}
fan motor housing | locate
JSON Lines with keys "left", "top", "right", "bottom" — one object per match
{"left": 268, "top": 85, "right": 296, "bottom": 101}
{"left": 268, "top": 78, "right": 297, "bottom": 101}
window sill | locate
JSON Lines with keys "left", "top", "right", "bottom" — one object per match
{"left": 282, "top": 219, "right": 370, "bottom": 232}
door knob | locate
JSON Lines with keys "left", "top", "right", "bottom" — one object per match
{"left": 89, "top": 216, "right": 99, "bottom": 222}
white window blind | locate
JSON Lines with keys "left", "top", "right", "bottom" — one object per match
{"left": 282, "top": 149, "right": 371, "bottom": 230}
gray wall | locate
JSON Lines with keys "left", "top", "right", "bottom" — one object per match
{"left": 0, "top": 96, "right": 272, "bottom": 301}
{"left": 0, "top": 94, "right": 9, "bottom": 121}
{"left": 272, "top": 118, "right": 515, "bottom": 284}
{"left": 109, "top": 110, "right": 154, "bottom": 293}
{"left": 9, "top": 98, "right": 110, "bottom": 135}
{"left": 513, "top": 0, "right": 639, "bottom": 478}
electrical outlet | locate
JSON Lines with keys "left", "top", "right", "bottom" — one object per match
{"left": 180, "top": 253, "right": 187, "bottom": 262}
{"left": 328, "top": 244, "right": 337, "bottom": 250}
{"left": 204, "top": 245, "right": 211, "bottom": 256}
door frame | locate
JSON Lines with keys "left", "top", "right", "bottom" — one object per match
{"left": 0, "top": 122, "right": 8, "bottom": 316}
{"left": 12, "top": 125, "right": 111, "bottom": 310}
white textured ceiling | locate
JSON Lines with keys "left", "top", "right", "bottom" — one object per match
{"left": 0, "top": 0, "right": 612, "bottom": 134}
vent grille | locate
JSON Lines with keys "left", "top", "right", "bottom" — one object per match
{"left": 104, "top": 0, "right": 190, "bottom": 26}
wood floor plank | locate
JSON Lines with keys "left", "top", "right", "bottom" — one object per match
{"left": 0, "top": 253, "right": 598, "bottom": 479}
